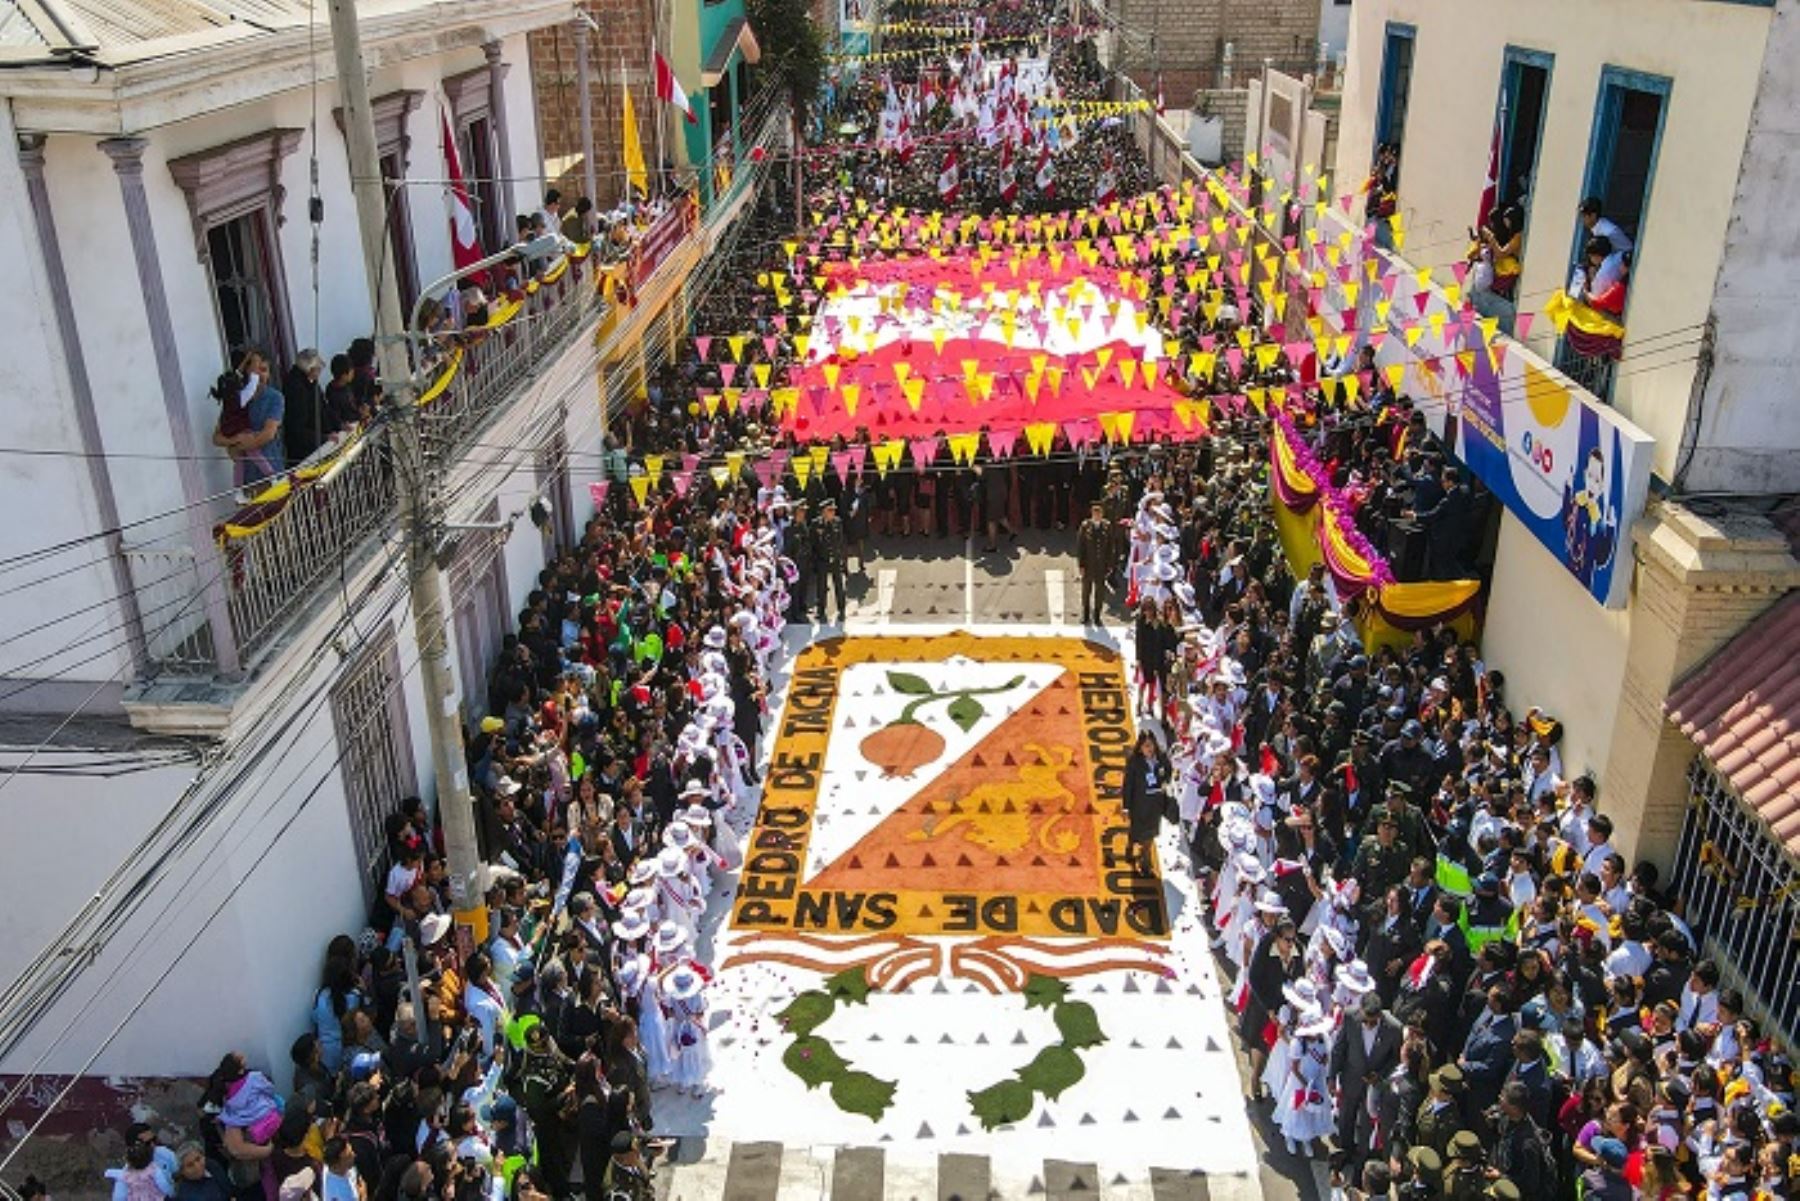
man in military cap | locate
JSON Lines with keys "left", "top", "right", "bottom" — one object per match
{"left": 1413, "top": 1065, "right": 1466, "bottom": 1160}
{"left": 811, "top": 497, "right": 848, "bottom": 626}
{"left": 1100, "top": 468, "right": 1132, "bottom": 578}
{"left": 1077, "top": 501, "right": 1112, "bottom": 626}
{"left": 1442, "top": 1131, "right": 1489, "bottom": 1201}
{"left": 785, "top": 499, "right": 815, "bottom": 623}
{"left": 1398, "top": 1146, "right": 1443, "bottom": 1201}
{"left": 1354, "top": 808, "right": 1413, "bottom": 905}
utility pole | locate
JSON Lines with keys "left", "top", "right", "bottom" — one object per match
{"left": 327, "top": 0, "right": 488, "bottom": 947}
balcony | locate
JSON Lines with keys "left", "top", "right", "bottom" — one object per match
{"left": 122, "top": 246, "right": 605, "bottom": 692}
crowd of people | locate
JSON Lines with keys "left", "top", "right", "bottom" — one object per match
{"left": 140, "top": 4, "right": 1794, "bottom": 1201}
{"left": 1099, "top": 410, "right": 1797, "bottom": 1201}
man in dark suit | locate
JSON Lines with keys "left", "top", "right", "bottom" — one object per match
{"left": 1330, "top": 992, "right": 1405, "bottom": 1164}
{"left": 1401, "top": 857, "right": 1440, "bottom": 933}
{"left": 1457, "top": 984, "right": 1520, "bottom": 1114}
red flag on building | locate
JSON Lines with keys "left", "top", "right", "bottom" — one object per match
{"left": 938, "top": 148, "right": 960, "bottom": 203}
{"left": 999, "top": 140, "right": 1017, "bottom": 204}
{"left": 1035, "top": 144, "right": 1055, "bottom": 197}
{"left": 440, "top": 104, "right": 485, "bottom": 277}
{"left": 1475, "top": 94, "right": 1503, "bottom": 232}
{"left": 654, "top": 50, "right": 699, "bottom": 124}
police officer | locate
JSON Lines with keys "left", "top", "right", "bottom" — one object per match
{"left": 1101, "top": 468, "right": 1132, "bottom": 578}
{"left": 1442, "top": 1130, "right": 1489, "bottom": 1201}
{"left": 812, "top": 498, "right": 848, "bottom": 626}
{"left": 786, "top": 500, "right": 815, "bottom": 623}
{"left": 1077, "top": 502, "right": 1112, "bottom": 625}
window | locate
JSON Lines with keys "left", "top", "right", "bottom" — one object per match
{"left": 205, "top": 213, "right": 287, "bottom": 368}
{"left": 450, "top": 500, "right": 510, "bottom": 726}
{"left": 1580, "top": 68, "right": 1671, "bottom": 249}
{"left": 168, "top": 128, "right": 303, "bottom": 372}
{"left": 534, "top": 434, "right": 574, "bottom": 551}
{"left": 330, "top": 625, "right": 418, "bottom": 904}
{"left": 1373, "top": 23, "right": 1416, "bottom": 153}
{"left": 1498, "top": 48, "right": 1553, "bottom": 212}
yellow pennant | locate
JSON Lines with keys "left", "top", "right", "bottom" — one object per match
{"left": 842, "top": 384, "right": 861, "bottom": 416}
{"left": 948, "top": 432, "right": 981, "bottom": 465}
{"left": 727, "top": 335, "right": 747, "bottom": 362}
{"left": 793, "top": 456, "right": 813, "bottom": 490}
{"left": 628, "top": 475, "right": 650, "bottom": 506}
{"left": 822, "top": 362, "right": 842, "bottom": 390}
{"left": 753, "top": 363, "right": 772, "bottom": 389}
{"left": 643, "top": 455, "right": 664, "bottom": 487}
{"left": 794, "top": 335, "right": 810, "bottom": 359}
{"left": 725, "top": 451, "right": 744, "bottom": 479}
{"left": 903, "top": 378, "right": 925, "bottom": 411}
{"left": 1385, "top": 363, "right": 1407, "bottom": 388}
{"left": 1025, "top": 422, "right": 1057, "bottom": 457}
{"left": 702, "top": 393, "right": 721, "bottom": 417}
{"left": 709, "top": 466, "right": 730, "bottom": 488}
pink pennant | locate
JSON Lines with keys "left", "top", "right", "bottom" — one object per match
{"left": 681, "top": 453, "right": 700, "bottom": 478}
{"left": 909, "top": 437, "right": 939, "bottom": 470}
{"left": 830, "top": 451, "right": 854, "bottom": 486}
{"left": 762, "top": 336, "right": 780, "bottom": 359}
{"left": 720, "top": 362, "right": 739, "bottom": 386}
{"left": 587, "top": 481, "right": 610, "bottom": 508}
{"left": 1515, "top": 312, "right": 1535, "bottom": 340}
{"left": 693, "top": 336, "right": 713, "bottom": 362}
{"left": 988, "top": 427, "right": 1021, "bottom": 458}
{"left": 849, "top": 444, "right": 868, "bottom": 476}
{"left": 1225, "top": 347, "right": 1244, "bottom": 375}
{"left": 752, "top": 458, "right": 778, "bottom": 491}
{"left": 672, "top": 470, "right": 694, "bottom": 499}
{"left": 1451, "top": 261, "right": 1470, "bottom": 286}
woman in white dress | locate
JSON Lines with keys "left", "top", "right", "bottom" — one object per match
{"left": 662, "top": 821, "right": 724, "bottom": 897}
{"left": 1260, "top": 979, "right": 1320, "bottom": 1103}
{"left": 652, "top": 849, "right": 703, "bottom": 937}
{"left": 618, "top": 953, "right": 671, "bottom": 1084}
{"left": 657, "top": 962, "right": 712, "bottom": 1096}
{"left": 1218, "top": 857, "right": 1268, "bottom": 976}
{"left": 682, "top": 801, "right": 741, "bottom": 873}
{"left": 1275, "top": 1009, "right": 1337, "bottom": 1157}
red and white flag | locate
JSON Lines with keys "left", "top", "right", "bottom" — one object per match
{"left": 895, "top": 111, "right": 915, "bottom": 165}
{"left": 440, "top": 105, "right": 484, "bottom": 276}
{"left": 999, "top": 141, "right": 1017, "bottom": 204}
{"left": 1094, "top": 150, "right": 1117, "bottom": 206}
{"left": 654, "top": 50, "right": 699, "bottom": 124}
{"left": 1475, "top": 92, "right": 1502, "bottom": 232}
{"left": 1155, "top": 72, "right": 1166, "bottom": 117}
{"left": 938, "top": 148, "right": 960, "bottom": 203}
{"left": 1035, "top": 143, "right": 1055, "bottom": 197}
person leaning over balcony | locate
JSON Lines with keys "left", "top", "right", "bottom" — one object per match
{"left": 210, "top": 349, "right": 286, "bottom": 488}
{"left": 282, "top": 349, "right": 327, "bottom": 463}
{"left": 561, "top": 197, "right": 595, "bottom": 246}
{"left": 323, "top": 354, "right": 367, "bottom": 434}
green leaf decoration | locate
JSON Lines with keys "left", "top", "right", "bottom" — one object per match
{"left": 1017, "top": 1044, "right": 1086, "bottom": 1100}
{"left": 1021, "top": 974, "right": 1069, "bottom": 1011}
{"left": 886, "top": 670, "right": 934, "bottom": 695}
{"left": 784, "top": 1036, "right": 851, "bottom": 1089}
{"left": 831, "top": 1071, "right": 899, "bottom": 1120}
{"left": 947, "top": 693, "right": 985, "bottom": 733}
{"left": 1052, "top": 1000, "right": 1107, "bottom": 1049}
{"left": 776, "top": 990, "right": 836, "bottom": 1038}
{"left": 968, "top": 1078, "right": 1036, "bottom": 1130}
{"left": 825, "top": 965, "right": 873, "bottom": 1005}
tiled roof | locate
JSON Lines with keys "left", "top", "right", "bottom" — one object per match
{"left": 1665, "top": 591, "right": 1800, "bottom": 855}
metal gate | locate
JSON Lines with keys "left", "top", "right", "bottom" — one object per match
{"left": 1668, "top": 756, "right": 1800, "bottom": 1048}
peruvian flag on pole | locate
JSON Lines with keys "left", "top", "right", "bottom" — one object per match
{"left": 1094, "top": 150, "right": 1118, "bottom": 206}
{"left": 1035, "top": 143, "right": 1055, "bottom": 197}
{"left": 440, "top": 104, "right": 485, "bottom": 276}
{"left": 1475, "top": 93, "right": 1504, "bottom": 232}
{"left": 937, "top": 148, "right": 960, "bottom": 204}
{"left": 999, "top": 140, "right": 1018, "bottom": 205}
{"left": 654, "top": 50, "right": 698, "bottom": 125}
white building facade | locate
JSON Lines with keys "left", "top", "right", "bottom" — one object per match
{"left": 0, "top": 0, "right": 754, "bottom": 1096}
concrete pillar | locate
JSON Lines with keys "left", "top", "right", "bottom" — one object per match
{"left": 1603, "top": 501, "right": 1800, "bottom": 870}
{"left": 573, "top": 18, "right": 598, "bottom": 205}
{"left": 98, "top": 136, "right": 242, "bottom": 676}
{"left": 19, "top": 133, "right": 149, "bottom": 677}
{"left": 484, "top": 39, "right": 518, "bottom": 236}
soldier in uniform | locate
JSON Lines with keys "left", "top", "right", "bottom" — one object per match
{"left": 1413, "top": 1065, "right": 1466, "bottom": 1161}
{"left": 785, "top": 500, "right": 815, "bottom": 624}
{"left": 1353, "top": 808, "right": 1413, "bottom": 906}
{"left": 1101, "top": 468, "right": 1132, "bottom": 581}
{"left": 1401, "top": 1146, "right": 1444, "bottom": 1201}
{"left": 811, "top": 498, "right": 848, "bottom": 626}
{"left": 1077, "top": 502, "right": 1112, "bottom": 626}
{"left": 1442, "top": 1130, "right": 1490, "bottom": 1201}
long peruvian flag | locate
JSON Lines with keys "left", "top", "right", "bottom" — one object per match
{"left": 1035, "top": 144, "right": 1055, "bottom": 197}
{"left": 938, "top": 148, "right": 959, "bottom": 204}
{"left": 1094, "top": 151, "right": 1117, "bottom": 206}
{"left": 1475, "top": 93, "right": 1502, "bottom": 232}
{"left": 440, "top": 105, "right": 485, "bottom": 277}
{"left": 999, "top": 141, "right": 1017, "bottom": 204}
{"left": 654, "top": 50, "right": 699, "bottom": 125}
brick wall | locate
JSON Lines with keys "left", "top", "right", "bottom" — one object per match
{"left": 529, "top": 0, "right": 658, "bottom": 209}
{"left": 1115, "top": 0, "right": 1321, "bottom": 97}
{"left": 1194, "top": 87, "right": 1247, "bottom": 163}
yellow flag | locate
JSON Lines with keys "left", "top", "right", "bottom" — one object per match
{"left": 842, "top": 384, "right": 861, "bottom": 416}
{"left": 948, "top": 432, "right": 981, "bottom": 465}
{"left": 903, "top": 378, "right": 925, "bottom": 410}
{"left": 643, "top": 455, "right": 664, "bottom": 487}
{"left": 1025, "top": 422, "right": 1057, "bottom": 457}
{"left": 709, "top": 466, "right": 729, "bottom": 488}
{"left": 726, "top": 451, "right": 744, "bottom": 479}
{"left": 793, "top": 456, "right": 812, "bottom": 490}
{"left": 628, "top": 474, "right": 650, "bottom": 506}
{"left": 809, "top": 445, "right": 829, "bottom": 476}
{"left": 621, "top": 79, "right": 648, "bottom": 197}
{"left": 702, "top": 393, "right": 721, "bottom": 417}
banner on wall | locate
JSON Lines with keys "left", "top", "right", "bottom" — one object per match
{"left": 1453, "top": 335, "right": 1653, "bottom": 608}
